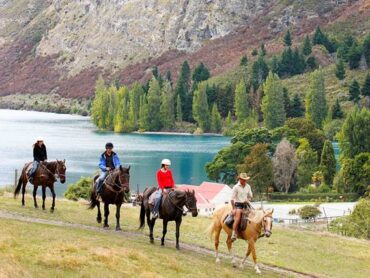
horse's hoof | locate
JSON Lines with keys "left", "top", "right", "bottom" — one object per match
{"left": 176, "top": 245, "right": 180, "bottom": 250}
{"left": 97, "top": 218, "right": 102, "bottom": 224}
{"left": 215, "top": 258, "right": 221, "bottom": 264}
{"left": 115, "top": 227, "right": 122, "bottom": 231}
{"left": 239, "top": 263, "right": 244, "bottom": 269}
{"left": 34, "top": 206, "right": 38, "bottom": 209}
{"left": 150, "top": 239, "right": 154, "bottom": 244}
{"left": 161, "top": 242, "right": 164, "bottom": 246}
{"left": 42, "top": 207, "right": 45, "bottom": 210}
{"left": 103, "top": 226, "right": 109, "bottom": 230}
{"left": 50, "top": 209, "right": 54, "bottom": 213}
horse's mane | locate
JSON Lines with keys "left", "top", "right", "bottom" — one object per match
{"left": 248, "top": 208, "right": 274, "bottom": 224}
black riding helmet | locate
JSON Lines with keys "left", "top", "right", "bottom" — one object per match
{"left": 105, "top": 142, "right": 114, "bottom": 149}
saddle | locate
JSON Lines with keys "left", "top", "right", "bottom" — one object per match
{"left": 224, "top": 210, "right": 250, "bottom": 232}
{"left": 148, "top": 189, "right": 172, "bottom": 206}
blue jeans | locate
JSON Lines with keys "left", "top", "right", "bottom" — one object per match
{"left": 97, "top": 171, "right": 108, "bottom": 193}
{"left": 29, "top": 161, "right": 39, "bottom": 177}
{"left": 153, "top": 190, "right": 162, "bottom": 214}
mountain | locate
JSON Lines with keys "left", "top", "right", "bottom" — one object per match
{"left": 0, "top": 0, "right": 369, "bottom": 99}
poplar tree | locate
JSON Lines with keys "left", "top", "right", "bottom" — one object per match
{"left": 139, "top": 94, "right": 149, "bottom": 130}
{"left": 320, "top": 140, "right": 336, "bottom": 186}
{"left": 176, "top": 94, "right": 183, "bottom": 122}
{"left": 128, "top": 82, "right": 143, "bottom": 130}
{"left": 192, "top": 88, "right": 210, "bottom": 132}
{"left": 305, "top": 69, "right": 327, "bottom": 129}
{"left": 91, "top": 76, "right": 108, "bottom": 129}
{"left": 160, "top": 81, "right": 175, "bottom": 130}
{"left": 210, "top": 103, "right": 222, "bottom": 133}
{"left": 234, "top": 80, "right": 249, "bottom": 123}
{"left": 296, "top": 138, "right": 318, "bottom": 188}
{"left": 147, "top": 78, "right": 162, "bottom": 131}
{"left": 261, "top": 72, "right": 286, "bottom": 129}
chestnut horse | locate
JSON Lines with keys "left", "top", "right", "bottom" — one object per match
{"left": 207, "top": 204, "right": 274, "bottom": 274}
{"left": 14, "top": 160, "right": 66, "bottom": 212}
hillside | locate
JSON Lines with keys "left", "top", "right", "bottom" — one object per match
{"left": 0, "top": 0, "right": 369, "bottom": 100}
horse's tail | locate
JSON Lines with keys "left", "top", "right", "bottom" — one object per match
{"left": 139, "top": 199, "right": 146, "bottom": 229}
{"left": 206, "top": 219, "right": 217, "bottom": 240}
{"left": 14, "top": 170, "right": 25, "bottom": 198}
{"left": 88, "top": 190, "right": 97, "bottom": 209}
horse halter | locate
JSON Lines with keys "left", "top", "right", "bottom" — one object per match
{"left": 168, "top": 191, "right": 197, "bottom": 214}
{"left": 105, "top": 170, "right": 129, "bottom": 193}
{"left": 259, "top": 214, "right": 273, "bottom": 238}
{"left": 55, "top": 162, "right": 66, "bottom": 180}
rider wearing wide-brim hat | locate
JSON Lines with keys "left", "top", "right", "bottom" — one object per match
{"left": 152, "top": 158, "right": 175, "bottom": 219}
{"left": 230, "top": 172, "right": 253, "bottom": 241}
{"left": 29, "top": 137, "right": 47, "bottom": 183}
{"left": 96, "top": 142, "right": 121, "bottom": 200}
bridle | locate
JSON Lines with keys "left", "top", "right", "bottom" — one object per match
{"left": 259, "top": 214, "right": 273, "bottom": 238}
{"left": 168, "top": 191, "right": 197, "bottom": 214}
{"left": 104, "top": 170, "right": 130, "bottom": 194}
{"left": 40, "top": 161, "right": 65, "bottom": 181}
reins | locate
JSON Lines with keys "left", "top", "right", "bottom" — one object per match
{"left": 167, "top": 191, "right": 197, "bottom": 214}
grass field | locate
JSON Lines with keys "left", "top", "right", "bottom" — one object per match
{"left": 0, "top": 192, "right": 369, "bottom": 277}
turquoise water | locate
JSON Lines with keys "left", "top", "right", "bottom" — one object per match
{"left": 0, "top": 110, "right": 230, "bottom": 196}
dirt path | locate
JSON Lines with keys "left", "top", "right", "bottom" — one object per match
{"left": 0, "top": 209, "right": 319, "bottom": 278}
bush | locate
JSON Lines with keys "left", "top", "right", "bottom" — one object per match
{"left": 64, "top": 177, "right": 93, "bottom": 201}
{"left": 299, "top": 205, "right": 322, "bottom": 219}
{"left": 330, "top": 198, "right": 370, "bottom": 239}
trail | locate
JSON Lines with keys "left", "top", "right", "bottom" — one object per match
{"left": 0, "top": 209, "right": 319, "bottom": 278}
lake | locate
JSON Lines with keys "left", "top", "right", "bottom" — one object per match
{"left": 0, "top": 109, "right": 230, "bottom": 196}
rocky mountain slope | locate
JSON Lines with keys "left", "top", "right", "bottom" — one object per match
{"left": 0, "top": 0, "right": 369, "bottom": 99}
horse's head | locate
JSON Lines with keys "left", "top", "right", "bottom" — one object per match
{"left": 56, "top": 159, "right": 66, "bottom": 184}
{"left": 262, "top": 208, "right": 274, "bottom": 237}
{"left": 116, "top": 165, "right": 130, "bottom": 193}
{"left": 185, "top": 190, "right": 198, "bottom": 217}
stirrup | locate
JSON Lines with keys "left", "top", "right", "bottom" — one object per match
{"left": 152, "top": 212, "right": 158, "bottom": 219}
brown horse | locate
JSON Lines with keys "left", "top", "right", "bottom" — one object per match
{"left": 207, "top": 204, "right": 274, "bottom": 274}
{"left": 14, "top": 160, "right": 66, "bottom": 212}
{"left": 89, "top": 166, "right": 130, "bottom": 231}
{"left": 139, "top": 186, "right": 198, "bottom": 249}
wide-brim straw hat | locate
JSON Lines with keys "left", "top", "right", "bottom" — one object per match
{"left": 238, "top": 172, "right": 251, "bottom": 181}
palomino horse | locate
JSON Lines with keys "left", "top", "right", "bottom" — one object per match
{"left": 207, "top": 204, "right": 274, "bottom": 274}
{"left": 14, "top": 160, "right": 66, "bottom": 212}
{"left": 89, "top": 166, "right": 130, "bottom": 231}
{"left": 139, "top": 186, "right": 198, "bottom": 249}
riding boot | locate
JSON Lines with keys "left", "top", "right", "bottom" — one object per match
{"left": 152, "top": 196, "right": 161, "bottom": 219}
{"left": 231, "top": 230, "right": 238, "bottom": 241}
{"left": 96, "top": 179, "right": 103, "bottom": 201}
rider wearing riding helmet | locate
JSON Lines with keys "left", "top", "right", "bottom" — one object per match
{"left": 152, "top": 158, "right": 175, "bottom": 219}
{"left": 29, "top": 137, "right": 47, "bottom": 183}
{"left": 96, "top": 142, "right": 121, "bottom": 200}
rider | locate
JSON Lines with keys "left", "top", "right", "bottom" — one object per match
{"left": 152, "top": 158, "right": 175, "bottom": 219}
{"left": 29, "top": 137, "right": 47, "bottom": 183}
{"left": 96, "top": 142, "right": 121, "bottom": 201}
{"left": 230, "top": 172, "right": 253, "bottom": 241}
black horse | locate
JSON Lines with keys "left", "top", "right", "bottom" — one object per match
{"left": 139, "top": 186, "right": 198, "bottom": 249}
{"left": 89, "top": 166, "right": 130, "bottom": 231}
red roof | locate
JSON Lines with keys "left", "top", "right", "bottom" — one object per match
{"left": 177, "top": 182, "right": 227, "bottom": 204}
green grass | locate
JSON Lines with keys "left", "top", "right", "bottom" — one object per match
{"left": 1, "top": 193, "right": 369, "bottom": 277}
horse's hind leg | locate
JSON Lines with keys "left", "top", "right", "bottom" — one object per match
{"left": 103, "top": 203, "right": 110, "bottom": 228}
{"left": 33, "top": 186, "right": 38, "bottom": 208}
{"left": 50, "top": 186, "right": 56, "bottom": 212}
{"left": 21, "top": 180, "right": 26, "bottom": 207}
{"left": 42, "top": 186, "right": 46, "bottom": 210}
{"left": 96, "top": 202, "right": 102, "bottom": 223}
{"left": 175, "top": 218, "right": 182, "bottom": 250}
{"left": 240, "top": 242, "right": 252, "bottom": 269}
{"left": 226, "top": 236, "right": 237, "bottom": 267}
{"left": 115, "top": 203, "right": 122, "bottom": 231}
{"left": 214, "top": 225, "right": 222, "bottom": 263}
{"left": 249, "top": 240, "right": 261, "bottom": 274}
{"left": 146, "top": 209, "right": 154, "bottom": 243}
{"left": 161, "top": 220, "right": 168, "bottom": 246}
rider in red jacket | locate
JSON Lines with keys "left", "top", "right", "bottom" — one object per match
{"left": 152, "top": 158, "right": 174, "bottom": 219}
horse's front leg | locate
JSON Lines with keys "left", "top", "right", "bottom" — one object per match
{"left": 33, "top": 186, "right": 38, "bottom": 208}
{"left": 146, "top": 209, "right": 155, "bottom": 244}
{"left": 21, "top": 179, "right": 26, "bottom": 206}
{"left": 250, "top": 240, "right": 260, "bottom": 274}
{"left": 103, "top": 202, "right": 110, "bottom": 229}
{"left": 96, "top": 201, "right": 102, "bottom": 223}
{"left": 240, "top": 241, "right": 252, "bottom": 269}
{"left": 42, "top": 186, "right": 46, "bottom": 210}
{"left": 161, "top": 219, "right": 168, "bottom": 246}
{"left": 115, "top": 203, "right": 122, "bottom": 231}
{"left": 175, "top": 217, "right": 182, "bottom": 250}
{"left": 50, "top": 186, "right": 56, "bottom": 212}
{"left": 226, "top": 235, "right": 236, "bottom": 267}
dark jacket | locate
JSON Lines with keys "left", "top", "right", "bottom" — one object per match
{"left": 33, "top": 144, "right": 47, "bottom": 162}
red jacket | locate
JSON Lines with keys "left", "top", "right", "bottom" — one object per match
{"left": 156, "top": 169, "right": 175, "bottom": 190}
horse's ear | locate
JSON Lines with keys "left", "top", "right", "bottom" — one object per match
{"left": 127, "top": 165, "right": 131, "bottom": 171}
{"left": 63, "top": 159, "right": 66, "bottom": 163}
{"left": 192, "top": 189, "right": 195, "bottom": 195}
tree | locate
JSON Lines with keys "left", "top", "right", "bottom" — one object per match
{"left": 348, "top": 43, "right": 362, "bottom": 70}
{"left": 210, "top": 103, "right": 222, "bottom": 133}
{"left": 335, "top": 59, "right": 346, "bottom": 81}
{"left": 251, "top": 55, "right": 269, "bottom": 89}
{"left": 349, "top": 79, "right": 361, "bottom": 103}
{"left": 306, "top": 56, "right": 318, "bottom": 70}
{"left": 302, "top": 35, "right": 312, "bottom": 56}
{"left": 272, "top": 139, "right": 297, "bottom": 193}
{"left": 339, "top": 108, "right": 370, "bottom": 159}
{"left": 362, "top": 73, "right": 370, "bottom": 97}
{"left": 147, "top": 78, "right": 162, "bottom": 131}
{"left": 279, "top": 47, "right": 293, "bottom": 77}
{"left": 128, "top": 82, "right": 144, "bottom": 130}
{"left": 271, "top": 55, "right": 280, "bottom": 75}
{"left": 262, "top": 72, "right": 286, "bottom": 129}
{"left": 240, "top": 55, "right": 248, "bottom": 67}
{"left": 234, "top": 80, "right": 249, "bottom": 123}
{"left": 160, "top": 81, "right": 175, "bottom": 130}
{"left": 284, "top": 29, "right": 292, "bottom": 46}
{"left": 260, "top": 43, "right": 267, "bottom": 56}
{"left": 289, "top": 94, "right": 304, "bottom": 118}
{"left": 251, "top": 48, "right": 258, "bottom": 56}
{"left": 192, "top": 87, "right": 210, "bottom": 132}
{"left": 363, "top": 33, "right": 370, "bottom": 66}
{"left": 292, "top": 47, "right": 306, "bottom": 75}
{"left": 331, "top": 99, "right": 344, "bottom": 119}
{"left": 192, "top": 62, "right": 210, "bottom": 83}
{"left": 320, "top": 140, "right": 336, "bottom": 186}
{"left": 139, "top": 94, "right": 149, "bottom": 130}
{"left": 305, "top": 69, "right": 327, "bottom": 129}
{"left": 91, "top": 76, "right": 108, "bottom": 129}
{"left": 175, "top": 61, "right": 191, "bottom": 121}
{"left": 238, "top": 143, "right": 273, "bottom": 197}
{"left": 296, "top": 138, "right": 318, "bottom": 188}
{"left": 176, "top": 94, "right": 183, "bottom": 122}
{"left": 165, "top": 70, "right": 173, "bottom": 87}
{"left": 312, "top": 26, "right": 336, "bottom": 53}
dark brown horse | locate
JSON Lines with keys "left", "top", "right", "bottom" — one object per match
{"left": 139, "top": 186, "right": 198, "bottom": 249}
{"left": 14, "top": 160, "right": 66, "bottom": 212}
{"left": 89, "top": 166, "right": 130, "bottom": 231}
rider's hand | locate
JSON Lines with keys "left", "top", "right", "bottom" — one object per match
{"left": 163, "top": 188, "right": 168, "bottom": 194}
{"left": 231, "top": 209, "right": 236, "bottom": 216}
{"left": 106, "top": 167, "right": 111, "bottom": 171}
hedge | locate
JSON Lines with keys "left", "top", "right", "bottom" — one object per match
{"left": 267, "top": 192, "right": 359, "bottom": 202}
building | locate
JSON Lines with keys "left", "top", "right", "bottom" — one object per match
{"left": 177, "top": 182, "right": 232, "bottom": 216}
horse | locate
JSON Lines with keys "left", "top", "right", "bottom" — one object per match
{"left": 14, "top": 160, "right": 66, "bottom": 212}
{"left": 207, "top": 204, "right": 274, "bottom": 274}
{"left": 139, "top": 186, "right": 198, "bottom": 249}
{"left": 89, "top": 166, "right": 130, "bottom": 231}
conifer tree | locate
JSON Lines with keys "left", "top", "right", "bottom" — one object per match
{"left": 363, "top": 33, "right": 370, "bottom": 66}
{"left": 234, "top": 80, "right": 249, "bottom": 123}
{"left": 192, "top": 62, "right": 210, "bottom": 83}
{"left": 165, "top": 70, "right": 173, "bottom": 87}
{"left": 279, "top": 47, "right": 293, "bottom": 76}
{"left": 240, "top": 55, "right": 248, "bottom": 67}
{"left": 261, "top": 72, "right": 286, "bottom": 129}
{"left": 192, "top": 87, "right": 210, "bottom": 131}
{"left": 175, "top": 61, "right": 191, "bottom": 121}
{"left": 292, "top": 47, "right": 306, "bottom": 74}
{"left": 260, "top": 43, "right": 267, "bottom": 56}
{"left": 252, "top": 54, "right": 269, "bottom": 89}
{"left": 284, "top": 29, "right": 292, "bottom": 46}
{"left": 335, "top": 59, "right": 346, "bottom": 81}
{"left": 139, "top": 95, "right": 149, "bottom": 130}
{"left": 348, "top": 43, "right": 362, "bottom": 69}
{"left": 331, "top": 99, "right": 344, "bottom": 119}
{"left": 320, "top": 140, "right": 336, "bottom": 186}
{"left": 361, "top": 73, "right": 370, "bottom": 97}
{"left": 271, "top": 55, "right": 280, "bottom": 75}
{"left": 160, "top": 81, "right": 175, "bottom": 130}
{"left": 128, "top": 82, "right": 143, "bottom": 130}
{"left": 210, "top": 103, "right": 222, "bottom": 133}
{"left": 251, "top": 48, "right": 258, "bottom": 56}
{"left": 176, "top": 94, "right": 183, "bottom": 122}
{"left": 147, "top": 78, "right": 162, "bottom": 131}
{"left": 349, "top": 79, "right": 360, "bottom": 103}
{"left": 305, "top": 69, "right": 327, "bottom": 128}
{"left": 289, "top": 94, "right": 304, "bottom": 118}
{"left": 302, "top": 35, "right": 312, "bottom": 56}
{"left": 283, "top": 87, "right": 290, "bottom": 116}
